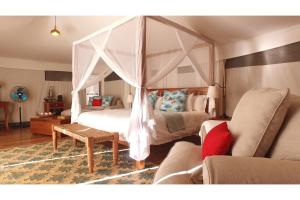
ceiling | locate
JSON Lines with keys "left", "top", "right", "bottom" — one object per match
{"left": 0, "top": 16, "right": 300, "bottom": 64}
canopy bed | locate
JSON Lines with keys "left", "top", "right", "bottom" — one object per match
{"left": 71, "top": 16, "right": 215, "bottom": 168}
{"left": 77, "top": 87, "right": 210, "bottom": 145}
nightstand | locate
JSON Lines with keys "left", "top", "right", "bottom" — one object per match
{"left": 44, "top": 101, "right": 65, "bottom": 115}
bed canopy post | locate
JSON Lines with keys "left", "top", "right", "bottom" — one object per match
{"left": 135, "top": 16, "right": 147, "bottom": 170}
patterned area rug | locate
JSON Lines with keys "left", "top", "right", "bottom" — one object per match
{"left": 0, "top": 139, "right": 158, "bottom": 184}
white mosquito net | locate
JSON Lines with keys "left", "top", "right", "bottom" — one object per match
{"left": 71, "top": 16, "right": 214, "bottom": 161}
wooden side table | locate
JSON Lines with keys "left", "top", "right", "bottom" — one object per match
{"left": 44, "top": 101, "right": 65, "bottom": 115}
{"left": 0, "top": 101, "right": 9, "bottom": 130}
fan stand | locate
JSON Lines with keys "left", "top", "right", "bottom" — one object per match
{"left": 18, "top": 98, "right": 23, "bottom": 128}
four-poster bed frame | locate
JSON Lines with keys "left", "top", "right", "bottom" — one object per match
{"left": 71, "top": 16, "right": 215, "bottom": 169}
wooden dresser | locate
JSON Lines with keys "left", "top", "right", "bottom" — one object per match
{"left": 30, "top": 116, "right": 71, "bottom": 135}
{"left": 44, "top": 101, "right": 65, "bottom": 115}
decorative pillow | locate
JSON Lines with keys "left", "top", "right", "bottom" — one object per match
{"left": 92, "top": 97, "right": 102, "bottom": 106}
{"left": 186, "top": 93, "right": 195, "bottom": 111}
{"left": 229, "top": 88, "right": 290, "bottom": 157}
{"left": 148, "top": 90, "right": 158, "bottom": 109}
{"left": 155, "top": 96, "right": 163, "bottom": 110}
{"left": 102, "top": 96, "right": 113, "bottom": 107}
{"left": 160, "top": 90, "right": 187, "bottom": 112}
{"left": 193, "top": 95, "right": 207, "bottom": 112}
{"left": 88, "top": 95, "right": 100, "bottom": 106}
{"left": 110, "top": 96, "right": 117, "bottom": 106}
{"left": 201, "top": 122, "right": 233, "bottom": 160}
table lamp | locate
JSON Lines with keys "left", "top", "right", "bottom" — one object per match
{"left": 207, "top": 85, "right": 219, "bottom": 117}
{"left": 127, "top": 93, "right": 133, "bottom": 108}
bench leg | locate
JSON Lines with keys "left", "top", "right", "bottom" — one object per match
{"left": 73, "top": 138, "right": 78, "bottom": 147}
{"left": 86, "top": 138, "right": 94, "bottom": 173}
{"left": 52, "top": 126, "right": 58, "bottom": 151}
{"left": 113, "top": 133, "right": 119, "bottom": 165}
{"left": 136, "top": 160, "right": 145, "bottom": 169}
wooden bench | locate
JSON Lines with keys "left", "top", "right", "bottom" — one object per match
{"left": 52, "top": 123, "right": 119, "bottom": 173}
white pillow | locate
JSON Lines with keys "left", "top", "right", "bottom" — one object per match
{"left": 193, "top": 95, "right": 207, "bottom": 112}
{"left": 155, "top": 96, "right": 163, "bottom": 110}
{"left": 186, "top": 93, "right": 195, "bottom": 111}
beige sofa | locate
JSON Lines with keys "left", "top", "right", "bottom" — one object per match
{"left": 153, "top": 88, "right": 300, "bottom": 184}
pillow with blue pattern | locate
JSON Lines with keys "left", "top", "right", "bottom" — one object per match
{"left": 148, "top": 90, "right": 158, "bottom": 109}
{"left": 160, "top": 90, "right": 187, "bottom": 112}
{"left": 102, "top": 96, "right": 113, "bottom": 107}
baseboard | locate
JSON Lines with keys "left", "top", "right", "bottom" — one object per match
{"left": 0, "top": 121, "right": 30, "bottom": 129}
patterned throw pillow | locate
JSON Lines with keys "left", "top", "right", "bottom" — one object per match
{"left": 160, "top": 90, "right": 187, "bottom": 112}
{"left": 148, "top": 90, "right": 158, "bottom": 109}
{"left": 102, "top": 96, "right": 113, "bottom": 107}
{"left": 155, "top": 96, "right": 163, "bottom": 110}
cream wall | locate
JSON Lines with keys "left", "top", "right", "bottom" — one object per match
{"left": 104, "top": 80, "right": 133, "bottom": 109}
{"left": 0, "top": 56, "right": 71, "bottom": 72}
{"left": 0, "top": 67, "right": 72, "bottom": 123}
{"left": 220, "top": 24, "right": 300, "bottom": 59}
{"left": 219, "top": 24, "right": 300, "bottom": 116}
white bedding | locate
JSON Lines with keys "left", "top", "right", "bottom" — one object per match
{"left": 61, "top": 105, "right": 123, "bottom": 116}
{"left": 77, "top": 109, "right": 209, "bottom": 145}
{"left": 61, "top": 108, "right": 101, "bottom": 116}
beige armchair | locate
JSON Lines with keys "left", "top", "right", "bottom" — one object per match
{"left": 203, "top": 156, "right": 300, "bottom": 184}
{"left": 153, "top": 89, "right": 300, "bottom": 184}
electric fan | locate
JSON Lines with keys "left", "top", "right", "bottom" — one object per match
{"left": 10, "top": 86, "right": 29, "bottom": 127}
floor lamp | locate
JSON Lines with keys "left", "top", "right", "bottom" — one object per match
{"left": 207, "top": 85, "right": 219, "bottom": 118}
{"left": 127, "top": 85, "right": 133, "bottom": 108}
{"left": 213, "top": 82, "right": 228, "bottom": 119}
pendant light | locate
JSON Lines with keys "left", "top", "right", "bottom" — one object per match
{"left": 50, "top": 16, "right": 60, "bottom": 36}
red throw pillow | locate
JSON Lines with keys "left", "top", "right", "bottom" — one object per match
{"left": 92, "top": 98, "right": 102, "bottom": 106}
{"left": 201, "top": 122, "right": 233, "bottom": 160}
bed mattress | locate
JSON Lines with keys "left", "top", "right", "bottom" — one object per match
{"left": 77, "top": 109, "right": 209, "bottom": 145}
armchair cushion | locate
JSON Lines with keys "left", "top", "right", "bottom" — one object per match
{"left": 203, "top": 156, "right": 300, "bottom": 184}
{"left": 268, "top": 95, "right": 300, "bottom": 160}
{"left": 229, "top": 88, "right": 290, "bottom": 157}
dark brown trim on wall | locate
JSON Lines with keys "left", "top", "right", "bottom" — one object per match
{"left": 225, "top": 41, "right": 300, "bottom": 69}
{"left": 45, "top": 71, "right": 72, "bottom": 81}
{"left": 104, "top": 72, "right": 121, "bottom": 82}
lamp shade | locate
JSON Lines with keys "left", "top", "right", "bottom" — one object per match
{"left": 207, "top": 86, "right": 219, "bottom": 98}
{"left": 127, "top": 94, "right": 133, "bottom": 103}
{"left": 50, "top": 28, "right": 60, "bottom": 36}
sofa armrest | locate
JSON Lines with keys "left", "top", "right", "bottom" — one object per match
{"left": 153, "top": 142, "right": 203, "bottom": 184}
{"left": 200, "top": 120, "right": 228, "bottom": 143}
{"left": 203, "top": 156, "right": 300, "bottom": 184}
